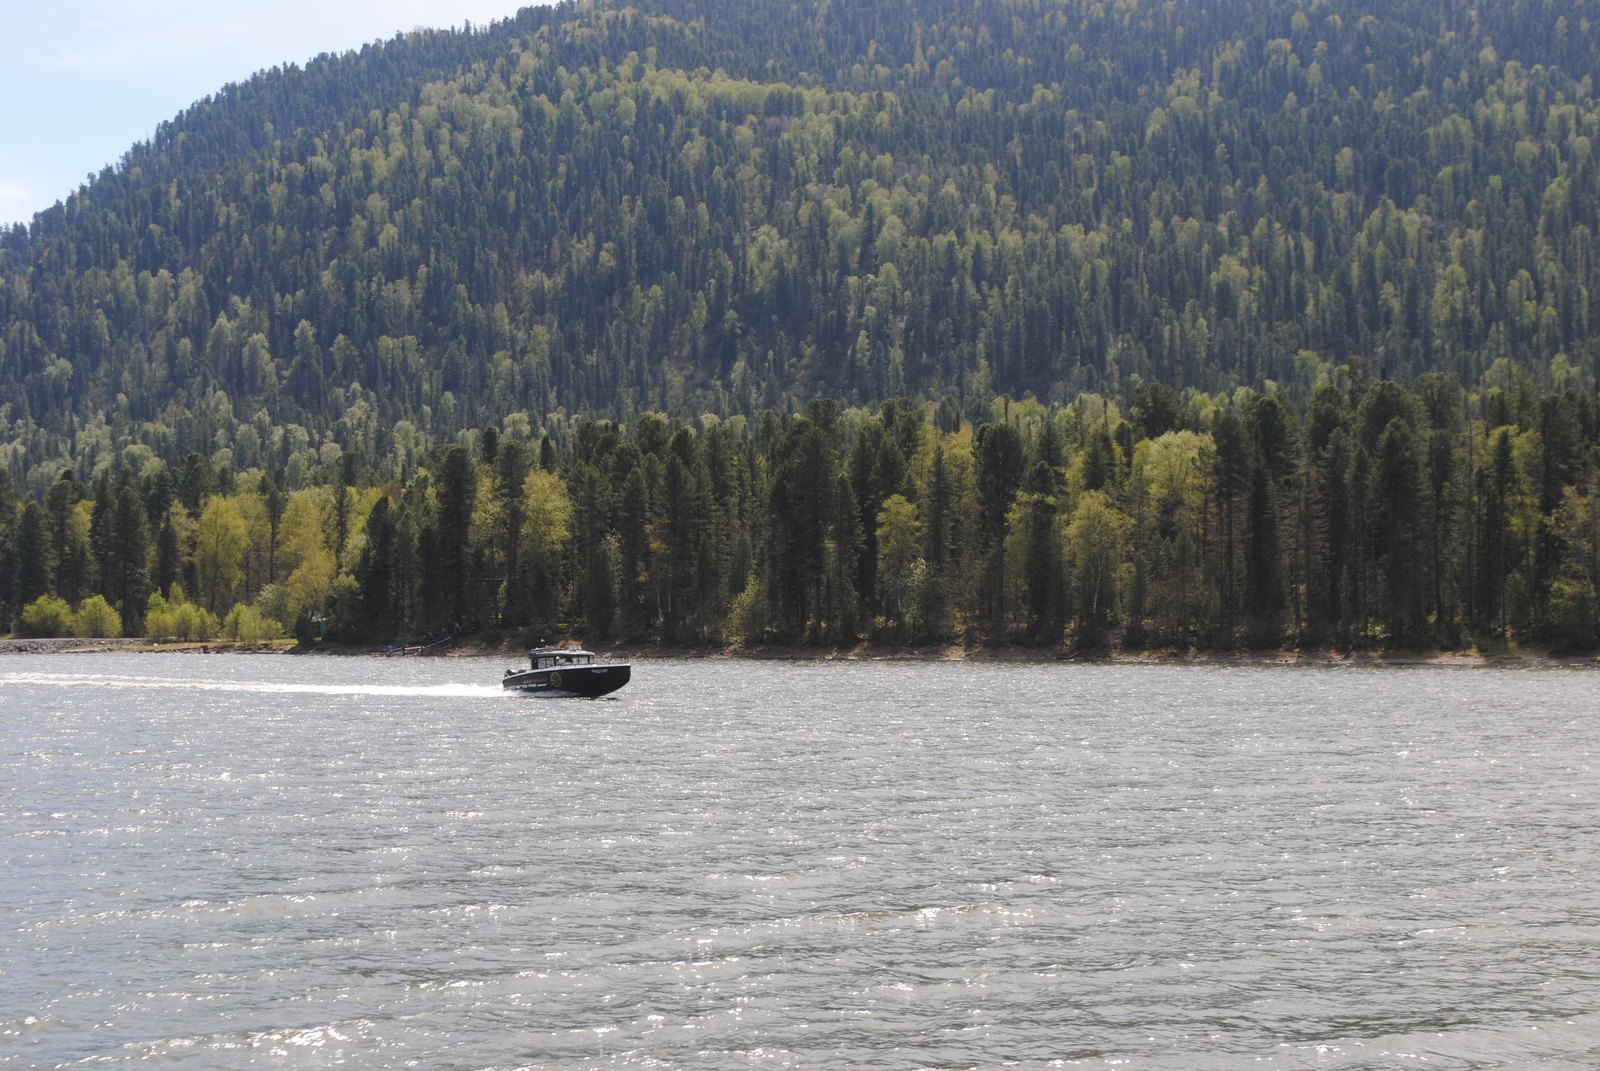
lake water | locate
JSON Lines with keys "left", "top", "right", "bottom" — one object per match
{"left": 1, "top": 655, "right": 1597, "bottom": 1069}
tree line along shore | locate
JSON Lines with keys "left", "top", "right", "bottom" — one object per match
{"left": 2, "top": 361, "right": 1598, "bottom": 655}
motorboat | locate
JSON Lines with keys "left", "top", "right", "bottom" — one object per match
{"left": 502, "top": 646, "right": 631, "bottom": 697}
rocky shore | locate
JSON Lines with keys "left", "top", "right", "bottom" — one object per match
{"left": 0, "top": 638, "right": 293, "bottom": 655}
{"left": 0, "top": 637, "right": 149, "bottom": 654}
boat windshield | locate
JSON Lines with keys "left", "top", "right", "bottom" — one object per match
{"left": 534, "top": 652, "right": 593, "bottom": 667}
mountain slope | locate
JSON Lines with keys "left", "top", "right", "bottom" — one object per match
{"left": 3, "top": 0, "right": 1600, "bottom": 487}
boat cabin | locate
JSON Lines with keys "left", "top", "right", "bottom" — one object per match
{"left": 529, "top": 647, "right": 595, "bottom": 670}
{"left": 504, "top": 644, "right": 630, "bottom": 696}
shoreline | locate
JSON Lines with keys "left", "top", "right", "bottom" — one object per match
{"left": 2, "top": 635, "right": 1594, "bottom": 667}
{"left": 0, "top": 638, "right": 295, "bottom": 655}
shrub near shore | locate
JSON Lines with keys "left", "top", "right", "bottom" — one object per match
{"left": 18, "top": 593, "right": 122, "bottom": 638}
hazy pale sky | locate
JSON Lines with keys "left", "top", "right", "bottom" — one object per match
{"left": 1, "top": 0, "right": 538, "bottom": 227}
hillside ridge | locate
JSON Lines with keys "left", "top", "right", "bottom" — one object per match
{"left": 4, "top": 0, "right": 1600, "bottom": 492}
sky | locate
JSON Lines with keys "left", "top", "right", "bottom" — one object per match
{"left": 0, "top": 0, "right": 539, "bottom": 227}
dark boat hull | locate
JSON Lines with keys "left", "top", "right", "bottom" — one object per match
{"left": 503, "top": 663, "right": 630, "bottom": 697}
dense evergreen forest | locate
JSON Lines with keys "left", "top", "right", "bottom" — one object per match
{"left": 4, "top": 373, "right": 1599, "bottom": 649}
{"left": 2, "top": 0, "right": 1600, "bottom": 649}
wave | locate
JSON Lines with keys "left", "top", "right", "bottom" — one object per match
{"left": 0, "top": 672, "right": 510, "bottom": 698}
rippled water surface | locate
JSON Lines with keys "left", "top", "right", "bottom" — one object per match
{"left": 3, "top": 655, "right": 1598, "bottom": 1069}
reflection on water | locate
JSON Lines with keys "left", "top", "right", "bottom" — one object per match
{"left": 2, "top": 654, "right": 1597, "bottom": 1069}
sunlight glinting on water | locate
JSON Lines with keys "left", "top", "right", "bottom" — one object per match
{"left": 3, "top": 653, "right": 1598, "bottom": 1069}
{"left": 0, "top": 671, "right": 510, "bottom": 698}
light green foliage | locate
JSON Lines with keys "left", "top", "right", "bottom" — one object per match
{"left": 144, "top": 593, "right": 176, "bottom": 640}
{"left": 276, "top": 491, "right": 336, "bottom": 624}
{"left": 254, "top": 585, "right": 291, "bottom": 632}
{"left": 1066, "top": 490, "right": 1133, "bottom": 644}
{"left": 223, "top": 603, "right": 284, "bottom": 643}
{"left": 520, "top": 469, "right": 573, "bottom": 560}
{"left": 195, "top": 497, "right": 249, "bottom": 614}
{"left": 171, "top": 603, "right": 219, "bottom": 642}
{"left": 727, "top": 577, "right": 771, "bottom": 644}
{"left": 147, "top": 589, "right": 218, "bottom": 641}
{"left": 72, "top": 595, "right": 122, "bottom": 638}
{"left": 875, "top": 494, "right": 922, "bottom": 630}
{"left": 21, "top": 595, "right": 74, "bottom": 637}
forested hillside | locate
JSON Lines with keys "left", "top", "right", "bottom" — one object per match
{"left": 2, "top": 0, "right": 1600, "bottom": 649}
{"left": 8, "top": 0, "right": 1600, "bottom": 464}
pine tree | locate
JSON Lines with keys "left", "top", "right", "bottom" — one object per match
{"left": 926, "top": 445, "right": 952, "bottom": 574}
{"left": 16, "top": 502, "right": 51, "bottom": 609}
{"left": 1211, "top": 413, "right": 1250, "bottom": 638}
{"left": 1477, "top": 428, "right": 1518, "bottom": 638}
{"left": 45, "top": 473, "right": 88, "bottom": 606}
{"left": 616, "top": 464, "right": 652, "bottom": 639}
{"left": 155, "top": 511, "right": 190, "bottom": 607}
{"left": 1373, "top": 417, "right": 1425, "bottom": 644}
{"left": 111, "top": 471, "right": 151, "bottom": 627}
{"left": 434, "top": 445, "right": 478, "bottom": 630}
{"left": 496, "top": 439, "right": 532, "bottom": 627}
{"left": 356, "top": 497, "right": 396, "bottom": 636}
{"left": 849, "top": 420, "right": 906, "bottom": 615}
{"left": 0, "top": 469, "right": 17, "bottom": 629}
{"left": 829, "top": 472, "right": 862, "bottom": 641}
{"left": 1244, "top": 465, "right": 1283, "bottom": 641}
{"left": 975, "top": 422, "right": 1024, "bottom": 631}
{"left": 1013, "top": 462, "right": 1064, "bottom": 645}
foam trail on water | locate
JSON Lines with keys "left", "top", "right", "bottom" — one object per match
{"left": 0, "top": 673, "right": 511, "bottom": 698}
